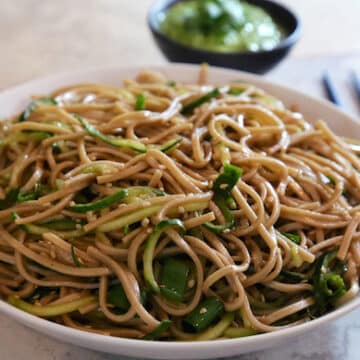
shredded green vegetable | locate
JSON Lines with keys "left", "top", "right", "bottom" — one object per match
{"left": 19, "top": 98, "right": 57, "bottom": 122}
{"left": 97, "top": 200, "right": 209, "bottom": 232}
{"left": 8, "top": 295, "right": 96, "bottom": 317}
{"left": 76, "top": 114, "right": 147, "bottom": 153}
{"left": 143, "top": 219, "right": 185, "bottom": 293}
{"left": 69, "top": 190, "right": 128, "bottom": 213}
{"left": 181, "top": 88, "right": 220, "bottom": 115}
{"left": 224, "top": 326, "right": 257, "bottom": 338}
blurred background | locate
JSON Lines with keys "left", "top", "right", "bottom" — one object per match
{"left": 1, "top": 0, "right": 359, "bottom": 114}
{"left": 0, "top": 1, "right": 359, "bottom": 79}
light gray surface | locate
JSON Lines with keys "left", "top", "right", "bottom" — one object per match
{"left": 0, "top": 0, "right": 360, "bottom": 358}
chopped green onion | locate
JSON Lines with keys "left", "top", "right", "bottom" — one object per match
{"left": 108, "top": 284, "right": 147, "bottom": 312}
{"left": 160, "top": 257, "right": 190, "bottom": 302}
{"left": 143, "top": 320, "right": 171, "bottom": 340}
{"left": 184, "top": 297, "right": 224, "bottom": 333}
{"left": 71, "top": 245, "right": 82, "bottom": 267}
{"left": 135, "top": 94, "right": 146, "bottom": 110}
{"left": 0, "top": 188, "right": 19, "bottom": 210}
{"left": 167, "top": 80, "right": 176, "bottom": 87}
{"left": 319, "top": 273, "right": 345, "bottom": 298}
{"left": 195, "top": 312, "right": 234, "bottom": 341}
{"left": 19, "top": 98, "right": 57, "bottom": 122}
{"left": 311, "top": 249, "right": 347, "bottom": 316}
{"left": 108, "top": 284, "right": 130, "bottom": 311}
{"left": 8, "top": 295, "right": 96, "bottom": 317}
{"left": 205, "top": 164, "right": 243, "bottom": 233}
{"left": 213, "top": 164, "right": 243, "bottom": 196}
{"left": 282, "top": 232, "right": 301, "bottom": 244}
{"left": 181, "top": 88, "right": 220, "bottom": 115}
{"left": 143, "top": 219, "right": 185, "bottom": 293}
{"left": 327, "top": 176, "right": 336, "bottom": 185}
{"left": 69, "top": 189, "right": 128, "bottom": 213}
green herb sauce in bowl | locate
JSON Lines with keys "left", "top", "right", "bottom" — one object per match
{"left": 157, "top": 0, "right": 287, "bottom": 53}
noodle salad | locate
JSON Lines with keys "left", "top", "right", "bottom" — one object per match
{"left": 0, "top": 66, "right": 359, "bottom": 341}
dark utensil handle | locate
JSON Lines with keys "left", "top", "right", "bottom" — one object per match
{"left": 322, "top": 72, "right": 343, "bottom": 107}
{"left": 350, "top": 71, "right": 360, "bottom": 106}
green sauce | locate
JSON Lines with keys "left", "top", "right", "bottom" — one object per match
{"left": 157, "top": 0, "right": 286, "bottom": 53}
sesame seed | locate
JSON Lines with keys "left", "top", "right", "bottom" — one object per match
{"left": 69, "top": 201, "right": 76, "bottom": 206}
{"left": 178, "top": 206, "right": 185, "bottom": 214}
{"left": 76, "top": 224, "right": 82, "bottom": 229}
{"left": 188, "top": 279, "right": 195, "bottom": 288}
{"left": 141, "top": 218, "right": 150, "bottom": 227}
{"left": 199, "top": 307, "right": 207, "bottom": 314}
{"left": 219, "top": 184, "right": 227, "bottom": 189}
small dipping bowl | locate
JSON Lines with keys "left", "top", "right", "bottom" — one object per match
{"left": 148, "top": 0, "right": 301, "bottom": 74}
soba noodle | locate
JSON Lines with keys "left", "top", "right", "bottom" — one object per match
{"left": 0, "top": 66, "right": 359, "bottom": 340}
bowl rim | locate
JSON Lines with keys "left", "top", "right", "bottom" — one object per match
{"left": 147, "top": 0, "right": 302, "bottom": 57}
{"left": 0, "top": 63, "right": 359, "bottom": 359}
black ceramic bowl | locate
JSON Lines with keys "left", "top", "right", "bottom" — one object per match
{"left": 148, "top": 0, "right": 301, "bottom": 74}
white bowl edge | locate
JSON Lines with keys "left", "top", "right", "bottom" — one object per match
{"left": 0, "top": 63, "right": 359, "bottom": 359}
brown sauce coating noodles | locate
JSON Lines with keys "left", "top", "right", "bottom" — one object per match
{"left": 0, "top": 66, "right": 359, "bottom": 340}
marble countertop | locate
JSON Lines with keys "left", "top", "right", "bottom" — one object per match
{"left": 0, "top": 1, "right": 360, "bottom": 359}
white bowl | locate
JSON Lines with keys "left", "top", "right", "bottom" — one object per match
{"left": 0, "top": 64, "right": 359, "bottom": 359}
